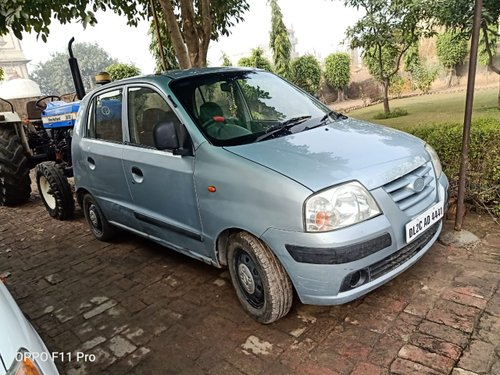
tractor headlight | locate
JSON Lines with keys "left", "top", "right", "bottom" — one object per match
{"left": 304, "top": 181, "right": 381, "bottom": 232}
{"left": 425, "top": 144, "right": 442, "bottom": 177}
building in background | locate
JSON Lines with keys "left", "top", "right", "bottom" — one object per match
{"left": 0, "top": 30, "right": 30, "bottom": 80}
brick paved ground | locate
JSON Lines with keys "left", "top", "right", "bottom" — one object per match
{"left": 0, "top": 183, "right": 499, "bottom": 375}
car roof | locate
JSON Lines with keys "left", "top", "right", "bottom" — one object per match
{"left": 115, "top": 66, "right": 259, "bottom": 84}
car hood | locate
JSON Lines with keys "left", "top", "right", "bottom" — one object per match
{"left": 225, "top": 118, "right": 428, "bottom": 192}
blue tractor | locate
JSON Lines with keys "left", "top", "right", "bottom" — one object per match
{"left": 0, "top": 38, "right": 108, "bottom": 219}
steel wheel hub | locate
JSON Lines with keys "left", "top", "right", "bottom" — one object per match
{"left": 89, "top": 205, "right": 99, "bottom": 227}
{"left": 238, "top": 263, "right": 255, "bottom": 294}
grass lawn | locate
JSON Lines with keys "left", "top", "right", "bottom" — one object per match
{"left": 347, "top": 87, "right": 500, "bottom": 129}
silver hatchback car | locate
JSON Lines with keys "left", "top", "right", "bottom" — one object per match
{"left": 72, "top": 68, "right": 448, "bottom": 323}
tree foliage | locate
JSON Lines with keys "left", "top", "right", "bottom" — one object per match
{"left": 0, "top": 0, "right": 249, "bottom": 69}
{"left": 269, "top": 0, "right": 291, "bottom": 78}
{"left": 324, "top": 52, "right": 351, "bottom": 100}
{"left": 345, "top": 0, "right": 433, "bottom": 113}
{"left": 433, "top": 0, "right": 499, "bottom": 75}
{"left": 403, "top": 44, "right": 438, "bottom": 93}
{"left": 0, "top": 67, "right": 3, "bottom": 81}
{"left": 436, "top": 31, "right": 468, "bottom": 69}
{"left": 289, "top": 55, "right": 322, "bottom": 96}
{"left": 106, "top": 63, "right": 141, "bottom": 81}
{"left": 30, "top": 42, "right": 117, "bottom": 95}
{"left": 238, "top": 48, "right": 273, "bottom": 71}
{"left": 221, "top": 52, "right": 232, "bottom": 66}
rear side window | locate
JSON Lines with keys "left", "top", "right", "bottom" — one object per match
{"left": 88, "top": 89, "right": 123, "bottom": 142}
{"left": 127, "top": 87, "right": 181, "bottom": 148}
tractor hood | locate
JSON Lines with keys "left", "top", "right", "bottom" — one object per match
{"left": 225, "top": 118, "right": 429, "bottom": 192}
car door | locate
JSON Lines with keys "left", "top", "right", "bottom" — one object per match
{"left": 121, "top": 86, "right": 207, "bottom": 259}
{"left": 79, "top": 88, "right": 136, "bottom": 226}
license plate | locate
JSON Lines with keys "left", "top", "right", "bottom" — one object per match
{"left": 405, "top": 202, "right": 444, "bottom": 243}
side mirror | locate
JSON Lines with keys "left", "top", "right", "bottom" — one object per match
{"left": 153, "top": 121, "right": 179, "bottom": 151}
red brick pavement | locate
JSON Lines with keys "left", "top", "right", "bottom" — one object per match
{"left": 0, "top": 187, "right": 499, "bottom": 375}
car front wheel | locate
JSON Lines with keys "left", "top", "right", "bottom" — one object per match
{"left": 227, "top": 232, "right": 293, "bottom": 324}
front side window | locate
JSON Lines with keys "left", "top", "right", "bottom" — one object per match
{"left": 88, "top": 89, "right": 123, "bottom": 143}
{"left": 127, "top": 87, "right": 181, "bottom": 148}
{"left": 170, "top": 71, "right": 333, "bottom": 146}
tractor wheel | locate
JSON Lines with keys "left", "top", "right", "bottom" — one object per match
{"left": 35, "top": 161, "right": 74, "bottom": 220}
{"left": 0, "top": 127, "right": 31, "bottom": 206}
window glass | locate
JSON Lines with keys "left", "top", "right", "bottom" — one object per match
{"left": 89, "top": 89, "right": 123, "bottom": 142}
{"left": 170, "top": 71, "right": 330, "bottom": 146}
{"left": 127, "top": 87, "right": 180, "bottom": 148}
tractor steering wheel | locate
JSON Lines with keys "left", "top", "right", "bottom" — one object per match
{"left": 35, "top": 95, "right": 62, "bottom": 111}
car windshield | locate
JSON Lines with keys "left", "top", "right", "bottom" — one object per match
{"left": 169, "top": 70, "right": 334, "bottom": 146}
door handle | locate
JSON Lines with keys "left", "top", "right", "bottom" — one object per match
{"left": 87, "top": 157, "right": 96, "bottom": 170}
{"left": 131, "top": 166, "right": 144, "bottom": 184}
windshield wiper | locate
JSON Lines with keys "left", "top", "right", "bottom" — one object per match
{"left": 304, "top": 110, "right": 346, "bottom": 131}
{"left": 255, "top": 115, "right": 312, "bottom": 142}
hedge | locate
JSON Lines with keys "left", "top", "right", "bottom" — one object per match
{"left": 405, "top": 117, "right": 500, "bottom": 216}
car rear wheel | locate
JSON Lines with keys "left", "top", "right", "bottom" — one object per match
{"left": 82, "top": 194, "right": 116, "bottom": 241}
{"left": 227, "top": 232, "right": 293, "bottom": 324}
{"left": 35, "top": 161, "right": 74, "bottom": 220}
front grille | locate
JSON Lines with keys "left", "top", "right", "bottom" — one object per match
{"left": 383, "top": 162, "right": 436, "bottom": 216}
{"left": 368, "top": 221, "right": 439, "bottom": 280}
{"left": 339, "top": 221, "right": 440, "bottom": 292}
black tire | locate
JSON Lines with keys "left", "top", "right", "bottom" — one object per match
{"left": 35, "top": 161, "right": 74, "bottom": 220}
{"left": 227, "top": 232, "right": 293, "bottom": 324}
{"left": 82, "top": 194, "right": 116, "bottom": 241}
{"left": 0, "top": 127, "right": 31, "bottom": 206}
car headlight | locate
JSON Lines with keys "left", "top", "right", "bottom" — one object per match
{"left": 7, "top": 349, "right": 43, "bottom": 375}
{"left": 304, "top": 181, "right": 381, "bottom": 232}
{"left": 425, "top": 144, "right": 442, "bottom": 177}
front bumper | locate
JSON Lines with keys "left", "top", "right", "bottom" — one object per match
{"left": 261, "top": 173, "right": 449, "bottom": 305}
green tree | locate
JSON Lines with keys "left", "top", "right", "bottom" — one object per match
{"left": 345, "top": 0, "right": 433, "bottom": 114}
{"left": 403, "top": 44, "right": 438, "bottom": 94}
{"left": 148, "top": 1, "right": 179, "bottom": 72}
{"left": 289, "top": 55, "right": 321, "bottom": 96}
{"left": 269, "top": 0, "right": 291, "bottom": 78}
{"left": 221, "top": 52, "right": 232, "bottom": 66}
{"left": 0, "top": 67, "right": 3, "bottom": 81}
{"left": 434, "top": 0, "right": 499, "bottom": 105}
{"left": 0, "top": 0, "right": 249, "bottom": 69}
{"left": 238, "top": 48, "right": 273, "bottom": 71}
{"left": 106, "top": 63, "right": 141, "bottom": 81}
{"left": 436, "top": 31, "right": 468, "bottom": 87}
{"left": 30, "top": 42, "right": 117, "bottom": 95}
{"left": 324, "top": 52, "right": 351, "bottom": 101}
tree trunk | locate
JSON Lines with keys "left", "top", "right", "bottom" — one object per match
{"left": 446, "top": 67, "right": 455, "bottom": 88}
{"left": 337, "top": 89, "right": 345, "bottom": 102}
{"left": 383, "top": 80, "right": 390, "bottom": 114}
{"left": 158, "top": 0, "right": 191, "bottom": 69}
{"left": 498, "top": 75, "right": 500, "bottom": 110}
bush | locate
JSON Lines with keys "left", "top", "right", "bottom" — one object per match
{"left": 374, "top": 108, "right": 408, "bottom": 119}
{"left": 106, "top": 63, "right": 141, "bottom": 81}
{"left": 406, "top": 118, "right": 500, "bottom": 216}
{"left": 289, "top": 55, "right": 321, "bottom": 96}
{"left": 411, "top": 64, "right": 438, "bottom": 94}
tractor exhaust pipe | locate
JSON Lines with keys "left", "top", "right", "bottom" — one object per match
{"left": 68, "top": 37, "right": 86, "bottom": 100}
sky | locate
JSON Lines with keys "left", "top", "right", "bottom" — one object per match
{"left": 20, "top": 0, "right": 363, "bottom": 75}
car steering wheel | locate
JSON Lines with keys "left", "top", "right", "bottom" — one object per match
{"left": 35, "top": 95, "right": 62, "bottom": 111}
